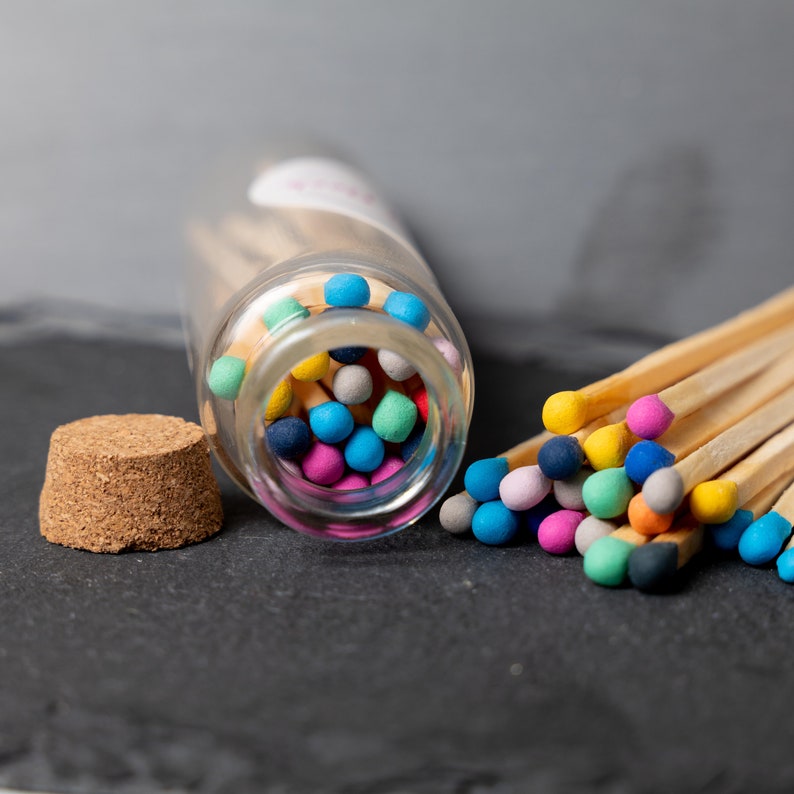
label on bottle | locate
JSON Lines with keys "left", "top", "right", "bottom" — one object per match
{"left": 247, "top": 156, "right": 410, "bottom": 244}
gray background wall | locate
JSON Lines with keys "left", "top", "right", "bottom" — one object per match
{"left": 2, "top": 1, "right": 793, "bottom": 354}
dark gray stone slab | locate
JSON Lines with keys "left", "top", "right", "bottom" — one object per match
{"left": 1, "top": 338, "right": 792, "bottom": 793}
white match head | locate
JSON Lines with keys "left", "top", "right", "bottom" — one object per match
{"left": 377, "top": 349, "right": 417, "bottom": 381}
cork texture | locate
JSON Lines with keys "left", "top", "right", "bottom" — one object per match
{"left": 39, "top": 414, "right": 223, "bottom": 553}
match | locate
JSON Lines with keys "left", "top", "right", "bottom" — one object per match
{"left": 642, "top": 386, "right": 794, "bottom": 515}
{"left": 625, "top": 324, "right": 794, "bottom": 439}
{"left": 541, "top": 286, "right": 794, "bottom": 435}
{"left": 738, "top": 478, "right": 794, "bottom": 566}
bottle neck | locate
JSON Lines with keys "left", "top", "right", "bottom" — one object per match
{"left": 235, "top": 308, "right": 470, "bottom": 539}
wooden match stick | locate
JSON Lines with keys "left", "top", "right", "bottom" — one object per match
{"left": 541, "top": 286, "right": 794, "bottom": 434}
{"left": 627, "top": 514, "right": 705, "bottom": 592}
{"left": 687, "top": 421, "right": 794, "bottom": 524}
{"left": 625, "top": 348, "right": 794, "bottom": 483}
{"left": 642, "top": 385, "right": 794, "bottom": 515}
{"left": 625, "top": 323, "right": 794, "bottom": 439}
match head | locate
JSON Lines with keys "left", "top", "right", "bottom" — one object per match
{"left": 738, "top": 511, "right": 792, "bottom": 566}
{"left": 264, "top": 379, "right": 293, "bottom": 422}
{"left": 329, "top": 346, "right": 368, "bottom": 364}
{"left": 574, "top": 516, "right": 617, "bottom": 556}
{"left": 537, "top": 435, "right": 584, "bottom": 481}
{"left": 642, "top": 468, "right": 685, "bottom": 515}
{"left": 625, "top": 394, "right": 675, "bottom": 440}
{"left": 776, "top": 548, "right": 794, "bottom": 583}
{"left": 383, "top": 291, "right": 431, "bottom": 331}
{"left": 464, "top": 457, "right": 510, "bottom": 503}
{"left": 370, "top": 455, "right": 404, "bottom": 485}
{"left": 627, "top": 543, "right": 679, "bottom": 593}
{"left": 372, "top": 390, "right": 418, "bottom": 443}
{"left": 432, "top": 338, "right": 463, "bottom": 377}
{"left": 333, "top": 472, "right": 370, "bottom": 491}
{"left": 498, "top": 465, "right": 552, "bottom": 511}
{"left": 332, "top": 364, "right": 374, "bottom": 405}
{"left": 291, "top": 351, "right": 331, "bottom": 382}
{"left": 541, "top": 391, "right": 588, "bottom": 435}
{"left": 344, "top": 425, "right": 386, "bottom": 473}
{"left": 526, "top": 494, "right": 561, "bottom": 534}
{"left": 708, "top": 509, "right": 754, "bottom": 551}
{"left": 471, "top": 500, "right": 521, "bottom": 546}
{"left": 301, "top": 441, "right": 346, "bottom": 485}
{"left": 583, "top": 536, "right": 635, "bottom": 587}
{"left": 265, "top": 416, "right": 312, "bottom": 459}
{"left": 439, "top": 492, "right": 479, "bottom": 535}
{"left": 627, "top": 493, "right": 675, "bottom": 535}
{"left": 401, "top": 425, "right": 425, "bottom": 462}
{"left": 624, "top": 440, "right": 676, "bottom": 485}
{"left": 208, "top": 355, "right": 246, "bottom": 401}
{"left": 582, "top": 423, "right": 635, "bottom": 471}
{"left": 689, "top": 480, "right": 739, "bottom": 525}
{"left": 581, "top": 467, "right": 635, "bottom": 519}
{"left": 377, "top": 349, "right": 417, "bottom": 382}
{"left": 537, "top": 509, "right": 585, "bottom": 555}
{"left": 553, "top": 466, "right": 591, "bottom": 511}
{"left": 262, "top": 296, "right": 310, "bottom": 332}
{"left": 324, "top": 273, "right": 371, "bottom": 307}
{"left": 308, "top": 402, "right": 355, "bottom": 445}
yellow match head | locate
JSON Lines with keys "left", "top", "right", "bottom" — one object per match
{"left": 291, "top": 351, "right": 331, "bottom": 382}
{"left": 542, "top": 391, "right": 588, "bottom": 435}
{"left": 264, "top": 379, "right": 293, "bottom": 421}
{"left": 689, "top": 480, "right": 739, "bottom": 524}
{"left": 582, "top": 423, "right": 634, "bottom": 471}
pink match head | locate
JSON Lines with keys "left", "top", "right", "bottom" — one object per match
{"left": 432, "top": 338, "right": 463, "bottom": 377}
{"left": 498, "top": 465, "right": 552, "bottom": 511}
{"left": 333, "top": 472, "right": 370, "bottom": 490}
{"left": 301, "top": 442, "right": 346, "bottom": 485}
{"left": 370, "top": 455, "right": 404, "bottom": 485}
{"left": 537, "top": 509, "right": 586, "bottom": 555}
{"left": 626, "top": 394, "right": 675, "bottom": 440}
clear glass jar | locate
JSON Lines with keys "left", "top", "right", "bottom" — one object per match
{"left": 183, "top": 148, "right": 474, "bottom": 540}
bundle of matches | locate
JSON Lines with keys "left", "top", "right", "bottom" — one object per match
{"left": 207, "top": 273, "right": 462, "bottom": 491}
{"left": 439, "top": 286, "right": 794, "bottom": 592}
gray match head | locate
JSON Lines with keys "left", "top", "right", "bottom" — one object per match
{"left": 574, "top": 515, "right": 617, "bottom": 556}
{"left": 332, "top": 364, "right": 373, "bottom": 405}
{"left": 642, "top": 467, "right": 685, "bottom": 515}
{"left": 439, "top": 492, "right": 479, "bottom": 535}
{"left": 377, "top": 349, "right": 417, "bottom": 382}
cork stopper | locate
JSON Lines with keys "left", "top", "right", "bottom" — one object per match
{"left": 39, "top": 414, "right": 223, "bottom": 553}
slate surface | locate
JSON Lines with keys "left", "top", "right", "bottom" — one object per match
{"left": 1, "top": 337, "right": 793, "bottom": 794}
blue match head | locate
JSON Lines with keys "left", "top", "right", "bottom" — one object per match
{"left": 344, "top": 425, "right": 386, "bottom": 473}
{"left": 777, "top": 549, "right": 794, "bottom": 583}
{"left": 537, "top": 435, "right": 584, "bottom": 480}
{"left": 738, "top": 511, "right": 792, "bottom": 566}
{"left": 708, "top": 509, "right": 753, "bottom": 551}
{"left": 308, "top": 401, "right": 355, "bottom": 445}
{"left": 265, "top": 416, "right": 312, "bottom": 459}
{"left": 329, "top": 346, "right": 368, "bottom": 364}
{"left": 464, "top": 457, "right": 510, "bottom": 503}
{"left": 624, "top": 440, "right": 676, "bottom": 485}
{"left": 400, "top": 424, "right": 426, "bottom": 462}
{"left": 383, "top": 291, "right": 431, "bottom": 331}
{"left": 526, "top": 493, "right": 560, "bottom": 534}
{"left": 471, "top": 500, "right": 521, "bottom": 546}
{"left": 324, "top": 273, "right": 371, "bottom": 307}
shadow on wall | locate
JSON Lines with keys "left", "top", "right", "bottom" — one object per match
{"left": 460, "top": 144, "right": 720, "bottom": 368}
{"left": 558, "top": 144, "right": 718, "bottom": 337}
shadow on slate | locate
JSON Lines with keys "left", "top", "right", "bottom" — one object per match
{"left": 1, "top": 336, "right": 793, "bottom": 794}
